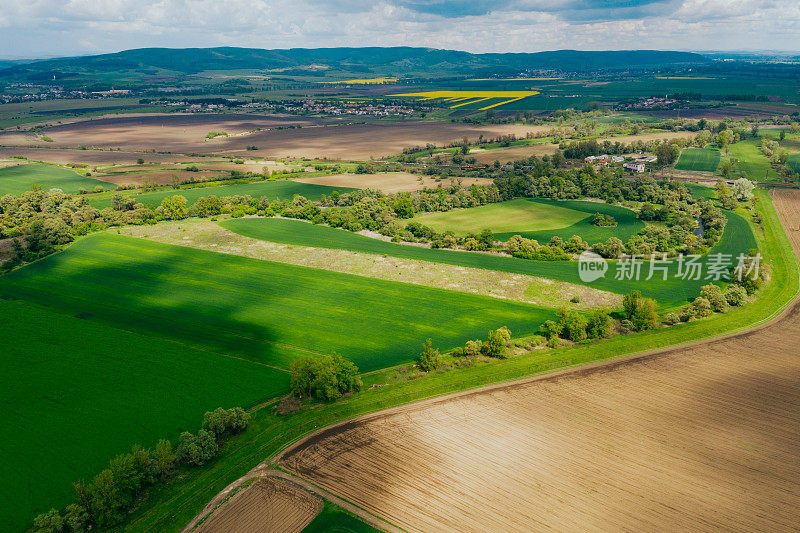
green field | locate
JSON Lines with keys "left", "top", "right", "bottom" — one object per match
{"left": 788, "top": 154, "right": 800, "bottom": 176}
{"left": 0, "top": 162, "right": 115, "bottom": 195}
{"left": 675, "top": 148, "right": 721, "bottom": 172}
{"left": 88, "top": 180, "right": 354, "bottom": 209}
{"left": 0, "top": 234, "right": 551, "bottom": 373}
{"left": 302, "top": 502, "right": 379, "bottom": 533}
{"left": 410, "top": 198, "right": 644, "bottom": 242}
{"left": 121, "top": 189, "right": 796, "bottom": 533}
{"left": 0, "top": 297, "right": 287, "bottom": 531}
{"left": 222, "top": 210, "right": 752, "bottom": 308}
{"left": 726, "top": 138, "right": 779, "bottom": 182}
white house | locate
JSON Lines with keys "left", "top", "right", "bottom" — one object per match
{"left": 624, "top": 161, "right": 646, "bottom": 173}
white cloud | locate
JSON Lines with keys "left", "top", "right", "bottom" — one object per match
{"left": 0, "top": 0, "right": 797, "bottom": 57}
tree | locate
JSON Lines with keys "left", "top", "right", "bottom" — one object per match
{"left": 202, "top": 407, "right": 249, "bottom": 437}
{"left": 750, "top": 124, "right": 759, "bottom": 138}
{"left": 176, "top": 429, "right": 218, "bottom": 466}
{"left": 392, "top": 196, "right": 415, "bottom": 219}
{"left": 779, "top": 129, "right": 786, "bottom": 141}
{"left": 622, "top": 291, "right": 659, "bottom": 331}
{"left": 691, "top": 296, "right": 713, "bottom": 318}
{"left": 289, "top": 353, "right": 361, "bottom": 401}
{"left": 655, "top": 142, "right": 680, "bottom": 166}
{"left": 33, "top": 509, "right": 64, "bottom": 533}
{"left": 160, "top": 195, "right": 188, "bottom": 220}
{"left": 152, "top": 439, "right": 176, "bottom": 478}
{"left": 700, "top": 284, "right": 728, "bottom": 313}
{"left": 418, "top": 338, "right": 442, "bottom": 371}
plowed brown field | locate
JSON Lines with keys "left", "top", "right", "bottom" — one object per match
{"left": 195, "top": 477, "right": 322, "bottom": 533}
{"left": 279, "top": 189, "right": 800, "bottom": 532}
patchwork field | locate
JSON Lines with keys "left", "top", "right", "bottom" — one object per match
{"left": 88, "top": 179, "right": 353, "bottom": 209}
{"left": 0, "top": 162, "right": 114, "bottom": 194}
{"left": 675, "top": 147, "right": 721, "bottom": 172}
{"left": 4, "top": 114, "right": 549, "bottom": 161}
{"left": 0, "top": 233, "right": 552, "bottom": 373}
{"left": 122, "top": 219, "right": 622, "bottom": 309}
{"left": 0, "top": 297, "right": 288, "bottom": 532}
{"left": 410, "top": 198, "right": 644, "bottom": 242}
{"left": 275, "top": 190, "right": 800, "bottom": 533}
{"left": 221, "top": 210, "right": 754, "bottom": 308}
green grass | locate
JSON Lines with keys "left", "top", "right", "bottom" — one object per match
{"left": 492, "top": 199, "right": 644, "bottom": 243}
{"left": 221, "top": 209, "right": 754, "bottom": 309}
{"left": 686, "top": 183, "right": 716, "bottom": 200}
{"left": 0, "top": 296, "right": 287, "bottom": 532}
{"left": 302, "top": 502, "right": 379, "bottom": 533}
{"left": 0, "top": 234, "right": 552, "bottom": 373}
{"left": 0, "top": 162, "right": 115, "bottom": 195}
{"left": 726, "top": 139, "right": 779, "bottom": 182}
{"left": 409, "top": 198, "right": 644, "bottom": 242}
{"left": 411, "top": 198, "right": 586, "bottom": 236}
{"left": 675, "top": 148, "right": 721, "bottom": 172}
{"left": 88, "top": 180, "right": 355, "bottom": 209}
{"left": 117, "top": 190, "right": 798, "bottom": 533}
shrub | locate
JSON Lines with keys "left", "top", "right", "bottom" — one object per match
{"left": 160, "top": 195, "right": 188, "bottom": 220}
{"left": 663, "top": 312, "right": 680, "bottom": 326}
{"left": 724, "top": 284, "right": 748, "bottom": 306}
{"left": 570, "top": 295, "right": 581, "bottom": 304}
{"left": 201, "top": 407, "right": 249, "bottom": 438}
{"left": 482, "top": 326, "right": 511, "bottom": 357}
{"left": 700, "top": 284, "right": 728, "bottom": 313}
{"left": 622, "top": 291, "right": 660, "bottom": 331}
{"left": 679, "top": 306, "right": 697, "bottom": 322}
{"left": 691, "top": 296, "right": 713, "bottom": 318}
{"left": 463, "top": 339, "right": 482, "bottom": 356}
{"left": 556, "top": 308, "right": 588, "bottom": 342}
{"left": 586, "top": 308, "right": 612, "bottom": 338}
{"left": 418, "top": 338, "right": 442, "bottom": 370}
{"left": 33, "top": 509, "right": 64, "bottom": 533}
{"left": 590, "top": 212, "right": 617, "bottom": 227}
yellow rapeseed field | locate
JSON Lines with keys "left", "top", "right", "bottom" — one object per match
{"left": 389, "top": 90, "right": 539, "bottom": 110}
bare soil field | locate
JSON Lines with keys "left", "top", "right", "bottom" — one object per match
{"left": 1, "top": 115, "right": 551, "bottom": 161}
{"left": 293, "top": 172, "right": 494, "bottom": 193}
{"left": 120, "top": 219, "right": 620, "bottom": 309}
{"left": 195, "top": 477, "right": 322, "bottom": 533}
{"left": 469, "top": 143, "right": 559, "bottom": 163}
{"left": 279, "top": 190, "right": 800, "bottom": 532}
{"left": 0, "top": 147, "right": 226, "bottom": 166}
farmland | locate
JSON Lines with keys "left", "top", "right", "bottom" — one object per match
{"left": 220, "top": 210, "right": 754, "bottom": 309}
{"left": 281, "top": 292, "right": 800, "bottom": 532}
{"left": 410, "top": 198, "right": 644, "bottom": 242}
{"left": 390, "top": 90, "right": 540, "bottom": 111}
{"left": 0, "top": 233, "right": 553, "bottom": 372}
{"left": 0, "top": 296, "right": 288, "bottom": 532}
{"left": 675, "top": 147, "right": 721, "bottom": 172}
{"left": 0, "top": 162, "right": 114, "bottom": 194}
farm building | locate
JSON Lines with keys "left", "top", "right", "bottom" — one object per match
{"left": 624, "top": 161, "right": 646, "bottom": 173}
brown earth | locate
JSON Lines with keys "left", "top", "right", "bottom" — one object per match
{"left": 0, "top": 115, "right": 552, "bottom": 161}
{"left": 293, "top": 172, "right": 494, "bottom": 193}
{"left": 278, "top": 190, "right": 800, "bottom": 532}
{"left": 194, "top": 477, "right": 322, "bottom": 533}
{"left": 0, "top": 147, "right": 228, "bottom": 166}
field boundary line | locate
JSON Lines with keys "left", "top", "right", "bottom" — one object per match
{"left": 182, "top": 468, "right": 406, "bottom": 533}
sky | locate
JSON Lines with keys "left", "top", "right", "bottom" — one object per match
{"left": 0, "top": 0, "right": 798, "bottom": 58}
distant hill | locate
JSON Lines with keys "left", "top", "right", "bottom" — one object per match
{"left": 0, "top": 47, "right": 709, "bottom": 82}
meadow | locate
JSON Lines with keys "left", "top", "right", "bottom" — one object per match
{"left": 726, "top": 138, "right": 778, "bottom": 181}
{"left": 675, "top": 147, "right": 721, "bottom": 172}
{"left": 0, "top": 233, "right": 552, "bottom": 373}
{"left": 88, "top": 179, "right": 353, "bottom": 209}
{"left": 409, "top": 198, "right": 643, "bottom": 243}
{"left": 220, "top": 208, "right": 755, "bottom": 309}
{"left": 0, "top": 297, "right": 288, "bottom": 532}
{"left": 0, "top": 162, "right": 114, "bottom": 195}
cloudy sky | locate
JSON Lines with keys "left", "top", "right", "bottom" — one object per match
{"left": 0, "top": 0, "right": 798, "bottom": 58}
